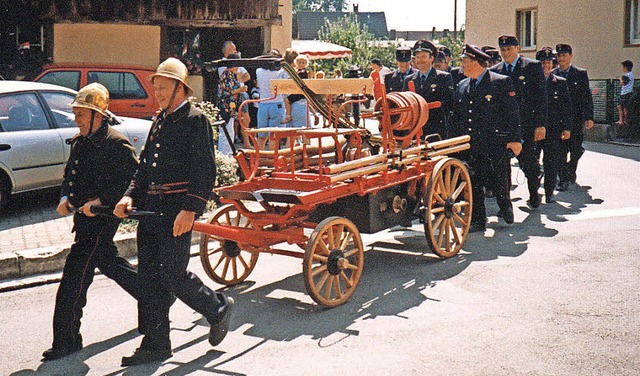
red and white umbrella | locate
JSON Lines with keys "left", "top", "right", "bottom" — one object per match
{"left": 291, "top": 40, "right": 352, "bottom": 60}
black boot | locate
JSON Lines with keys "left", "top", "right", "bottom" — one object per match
{"left": 42, "top": 339, "right": 82, "bottom": 361}
{"left": 209, "top": 296, "right": 235, "bottom": 346}
{"left": 121, "top": 347, "right": 172, "bottom": 366}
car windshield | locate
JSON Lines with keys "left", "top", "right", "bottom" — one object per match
{"left": 37, "top": 71, "right": 81, "bottom": 91}
{"left": 41, "top": 91, "right": 77, "bottom": 128}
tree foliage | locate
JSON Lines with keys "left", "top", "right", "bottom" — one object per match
{"left": 437, "top": 28, "right": 466, "bottom": 67}
{"left": 293, "top": 0, "right": 348, "bottom": 12}
{"left": 315, "top": 14, "right": 399, "bottom": 77}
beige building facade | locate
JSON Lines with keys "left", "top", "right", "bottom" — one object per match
{"left": 49, "top": 0, "right": 292, "bottom": 100}
{"left": 465, "top": 0, "right": 640, "bottom": 79}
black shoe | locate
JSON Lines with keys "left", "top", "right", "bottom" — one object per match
{"left": 557, "top": 181, "right": 569, "bottom": 192}
{"left": 499, "top": 208, "right": 514, "bottom": 224}
{"left": 42, "top": 341, "right": 82, "bottom": 361}
{"left": 469, "top": 222, "right": 486, "bottom": 233}
{"left": 209, "top": 296, "right": 234, "bottom": 346}
{"left": 545, "top": 195, "right": 555, "bottom": 203}
{"left": 121, "top": 347, "right": 172, "bottom": 366}
{"left": 528, "top": 194, "right": 541, "bottom": 208}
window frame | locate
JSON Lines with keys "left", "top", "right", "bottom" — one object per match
{"left": 516, "top": 8, "right": 538, "bottom": 51}
{"left": 625, "top": 0, "right": 640, "bottom": 46}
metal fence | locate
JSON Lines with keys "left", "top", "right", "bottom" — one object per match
{"left": 590, "top": 79, "right": 640, "bottom": 124}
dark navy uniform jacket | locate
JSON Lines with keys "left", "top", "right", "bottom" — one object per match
{"left": 552, "top": 65, "right": 594, "bottom": 131}
{"left": 453, "top": 70, "right": 522, "bottom": 156}
{"left": 491, "top": 56, "right": 547, "bottom": 131}
{"left": 125, "top": 102, "right": 216, "bottom": 216}
{"left": 403, "top": 68, "right": 454, "bottom": 136}
{"left": 448, "top": 66, "right": 465, "bottom": 88}
{"left": 544, "top": 74, "right": 573, "bottom": 136}
{"left": 384, "top": 67, "right": 416, "bottom": 93}
{"left": 61, "top": 121, "right": 138, "bottom": 208}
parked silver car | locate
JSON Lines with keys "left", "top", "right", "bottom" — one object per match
{"left": 0, "top": 81, "right": 152, "bottom": 210}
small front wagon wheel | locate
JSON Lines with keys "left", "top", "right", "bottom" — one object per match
{"left": 424, "top": 158, "right": 472, "bottom": 258}
{"left": 303, "top": 217, "right": 364, "bottom": 307}
{"left": 199, "top": 204, "right": 259, "bottom": 285}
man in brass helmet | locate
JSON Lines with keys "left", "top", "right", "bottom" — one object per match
{"left": 42, "top": 83, "right": 140, "bottom": 361}
{"left": 115, "top": 57, "right": 234, "bottom": 366}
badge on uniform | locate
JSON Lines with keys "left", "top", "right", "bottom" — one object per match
{"left": 509, "top": 91, "right": 516, "bottom": 96}
{"left": 519, "top": 76, "right": 525, "bottom": 80}
{"left": 485, "top": 95, "right": 492, "bottom": 101}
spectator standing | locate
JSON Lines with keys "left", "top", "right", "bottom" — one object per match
{"left": 256, "top": 49, "right": 288, "bottom": 150}
{"left": 287, "top": 53, "right": 311, "bottom": 128}
{"left": 217, "top": 41, "right": 250, "bottom": 83}
{"left": 217, "top": 53, "right": 248, "bottom": 156}
{"left": 617, "top": 60, "right": 634, "bottom": 127}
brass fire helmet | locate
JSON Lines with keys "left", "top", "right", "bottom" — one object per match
{"left": 70, "top": 82, "right": 109, "bottom": 116}
{"left": 150, "top": 57, "right": 194, "bottom": 96}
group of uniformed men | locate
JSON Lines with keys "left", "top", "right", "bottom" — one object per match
{"left": 382, "top": 36, "right": 594, "bottom": 232}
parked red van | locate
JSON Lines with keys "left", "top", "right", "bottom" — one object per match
{"left": 34, "top": 64, "right": 158, "bottom": 119}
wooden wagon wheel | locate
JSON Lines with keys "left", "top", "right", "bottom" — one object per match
{"left": 303, "top": 217, "right": 364, "bottom": 307}
{"left": 423, "top": 158, "right": 473, "bottom": 258}
{"left": 199, "top": 204, "right": 259, "bottom": 286}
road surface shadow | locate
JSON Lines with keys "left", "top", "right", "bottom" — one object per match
{"left": 0, "top": 187, "right": 59, "bottom": 231}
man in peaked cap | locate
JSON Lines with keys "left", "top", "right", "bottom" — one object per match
{"left": 115, "top": 57, "right": 234, "bottom": 366}
{"left": 552, "top": 43, "right": 594, "bottom": 191}
{"left": 490, "top": 34, "right": 548, "bottom": 209}
{"left": 481, "top": 45, "right": 502, "bottom": 66}
{"left": 536, "top": 47, "right": 573, "bottom": 203}
{"left": 384, "top": 47, "right": 416, "bottom": 93}
{"left": 452, "top": 44, "right": 522, "bottom": 231}
{"left": 403, "top": 39, "right": 455, "bottom": 138}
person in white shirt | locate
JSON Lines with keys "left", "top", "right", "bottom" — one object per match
{"left": 617, "top": 60, "right": 635, "bottom": 126}
{"left": 370, "top": 58, "right": 392, "bottom": 79}
{"left": 256, "top": 49, "right": 288, "bottom": 150}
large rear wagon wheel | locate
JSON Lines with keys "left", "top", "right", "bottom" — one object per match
{"left": 423, "top": 158, "right": 472, "bottom": 258}
{"left": 303, "top": 217, "right": 364, "bottom": 307}
{"left": 199, "top": 204, "right": 259, "bottom": 286}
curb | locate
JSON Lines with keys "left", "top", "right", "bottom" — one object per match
{"left": 0, "top": 231, "right": 203, "bottom": 285}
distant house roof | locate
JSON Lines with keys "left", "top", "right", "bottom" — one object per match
{"left": 294, "top": 11, "right": 388, "bottom": 40}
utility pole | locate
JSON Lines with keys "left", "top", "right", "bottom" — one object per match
{"left": 454, "top": 0, "right": 458, "bottom": 39}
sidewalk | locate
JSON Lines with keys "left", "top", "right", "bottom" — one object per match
{"left": 1, "top": 121, "right": 633, "bottom": 284}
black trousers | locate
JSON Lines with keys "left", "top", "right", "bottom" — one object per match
{"left": 469, "top": 152, "right": 512, "bottom": 225}
{"left": 52, "top": 214, "right": 139, "bottom": 348}
{"left": 136, "top": 203, "right": 227, "bottom": 351}
{"left": 559, "top": 129, "right": 584, "bottom": 183}
{"left": 541, "top": 135, "right": 562, "bottom": 198}
{"left": 516, "top": 127, "right": 542, "bottom": 198}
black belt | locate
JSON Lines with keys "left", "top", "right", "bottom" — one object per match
{"left": 146, "top": 182, "right": 189, "bottom": 195}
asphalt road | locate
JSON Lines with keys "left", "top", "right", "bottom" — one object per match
{"left": 1, "top": 142, "right": 639, "bottom": 375}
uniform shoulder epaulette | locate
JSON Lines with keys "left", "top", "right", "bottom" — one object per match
{"left": 66, "top": 132, "right": 82, "bottom": 145}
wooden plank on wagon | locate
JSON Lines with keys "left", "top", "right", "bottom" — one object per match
{"left": 270, "top": 78, "right": 374, "bottom": 95}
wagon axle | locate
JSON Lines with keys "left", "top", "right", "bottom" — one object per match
{"left": 327, "top": 249, "right": 349, "bottom": 275}
{"left": 222, "top": 240, "right": 241, "bottom": 258}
